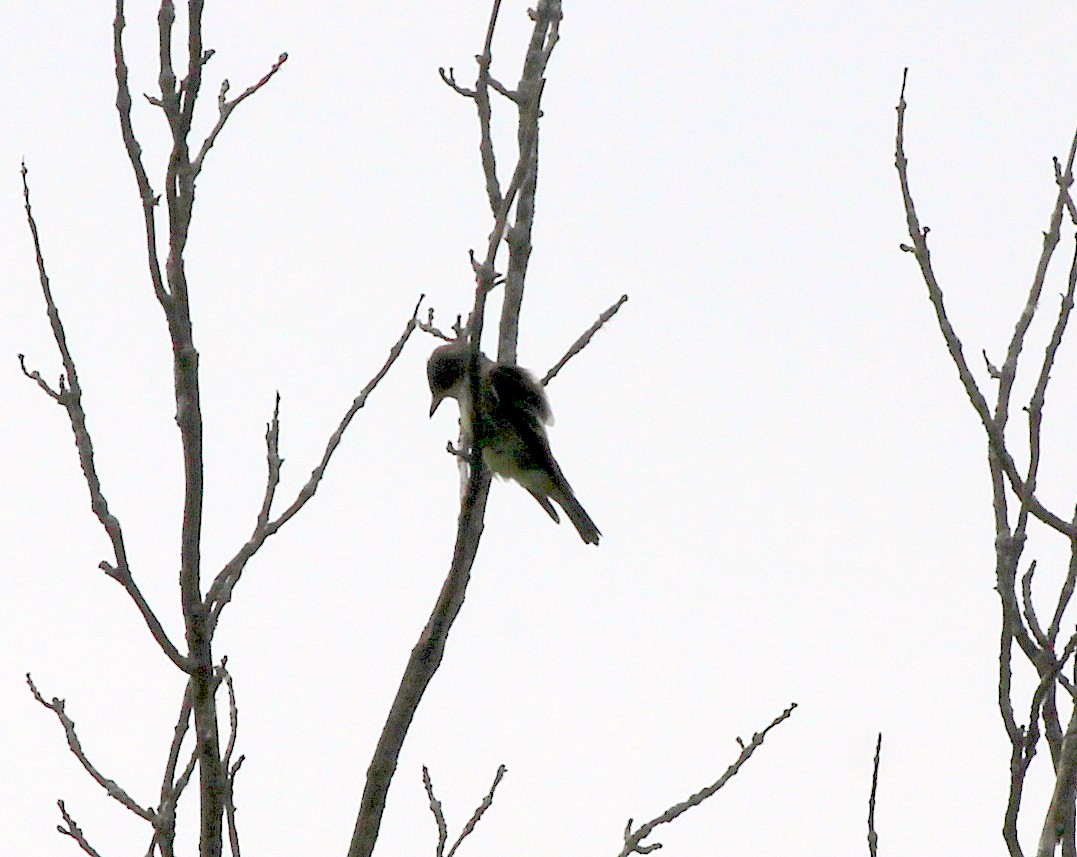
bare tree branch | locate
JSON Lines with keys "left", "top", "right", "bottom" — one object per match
{"left": 219, "top": 660, "right": 244, "bottom": 857}
{"left": 868, "top": 733, "right": 881, "bottom": 857}
{"left": 114, "top": 2, "right": 290, "bottom": 851}
{"left": 207, "top": 297, "right": 423, "bottom": 626}
{"left": 618, "top": 703, "right": 797, "bottom": 857}
{"left": 1048, "top": 510, "right": 1077, "bottom": 644}
{"left": 114, "top": 0, "right": 168, "bottom": 303}
{"left": 348, "top": 4, "right": 565, "bottom": 854}
{"left": 155, "top": 679, "right": 196, "bottom": 857}
{"left": 1022, "top": 562, "right": 1050, "bottom": 650}
{"left": 447, "top": 765, "right": 507, "bottom": 857}
{"left": 192, "top": 52, "right": 288, "bottom": 176}
{"left": 20, "top": 161, "right": 188, "bottom": 672}
{"left": 422, "top": 767, "right": 450, "bottom": 857}
{"left": 423, "top": 764, "right": 508, "bottom": 857}
{"left": 497, "top": 0, "right": 561, "bottom": 363}
{"left": 895, "top": 69, "right": 1077, "bottom": 539}
{"left": 898, "top": 69, "right": 1077, "bottom": 857}
{"left": 57, "top": 800, "right": 105, "bottom": 857}
{"left": 541, "top": 294, "right": 629, "bottom": 385}
{"left": 28, "top": 675, "right": 156, "bottom": 824}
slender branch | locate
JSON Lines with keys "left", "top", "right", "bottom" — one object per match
{"left": 28, "top": 675, "right": 157, "bottom": 823}
{"left": 895, "top": 70, "right": 1076, "bottom": 539}
{"left": 474, "top": 0, "right": 504, "bottom": 213}
{"left": 156, "top": 679, "right": 196, "bottom": 857}
{"left": 497, "top": 0, "right": 561, "bottom": 363}
{"left": 219, "top": 660, "right": 244, "bottom": 857}
{"left": 541, "top": 294, "right": 628, "bottom": 385}
{"left": 438, "top": 67, "right": 475, "bottom": 98}
{"left": 207, "top": 299, "right": 422, "bottom": 625}
{"left": 867, "top": 733, "right": 881, "bottom": 857}
{"left": 225, "top": 755, "right": 245, "bottom": 857}
{"left": 619, "top": 703, "right": 797, "bottom": 857}
{"left": 895, "top": 71, "right": 992, "bottom": 431}
{"left": 446, "top": 764, "right": 507, "bottom": 857}
{"left": 422, "top": 767, "right": 449, "bottom": 857}
{"left": 191, "top": 52, "right": 288, "bottom": 177}
{"left": 347, "top": 462, "right": 491, "bottom": 857}
{"left": 21, "top": 162, "right": 187, "bottom": 670}
{"left": 114, "top": 0, "right": 168, "bottom": 303}
{"left": 1022, "top": 562, "right": 1050, "bottom": 650}
{"left": 57, "top": 800, "right": 104, "bottom": 857}
{"left": 422, "top": 764, "right": 507, "bottom": 857}
{"left": 351, "top": 4, "right": 569, "bottom": 854}
{"left": 1049, "top": 508, "right": 1077, "bottom": 644}
{"left": 995, "top": 126, "right": 1077, "bottom": 440}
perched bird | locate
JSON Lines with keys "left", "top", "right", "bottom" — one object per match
{"left": 427, "top": 341, "right": 601, "bottom": 545}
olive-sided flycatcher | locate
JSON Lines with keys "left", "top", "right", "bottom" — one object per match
{"left": 427, "top": 341, "right": 601, "bottom": 545}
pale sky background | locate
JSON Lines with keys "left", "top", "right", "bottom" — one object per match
{"left": 4, "top": 2, "right": 1077, "bottom": 855}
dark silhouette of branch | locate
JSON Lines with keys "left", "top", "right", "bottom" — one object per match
{"left": 155, "top": 680, "right": 197, "bottom": 857}
{"left": 897, "top": 68, "right": 1077, "bottom": 857}
{"left": 207, "top": 297, "right": 423, "bottom": 625}
{"left": 113, "top": 2, "right": 287, "bottom": 853}
{"left": 423, "top": 767, "right": 450, "bottom": 856}
{"left": 348, "top": 4, "right": 564, "bottom": 856}
{"left": 618, "top": 703, "right": 797, "bottom": 857}
{"left": 27, "top": 675, "right": 156, "bottom": 823}
{"left": 541, "top": 294, "right": 629, "bottom": 385}
{"left": 192, "top": 52, "right": 288, "bottom": 175}
{"left": 497, "top": 0, "right": 561, "bottom": 363}
{"left": 895, "top": 69, "right": 1077, "bottom": 540}
{"left": 56, "top": 800, "right": 104, "bottom": 857}
{"left": 423, "top": 764, "right": 508, "bottom": 857}
{"left": 868, "top": 733, "right": 881, "bottom": 857}
{"left": 19, "top": 162, "right": 187, "bottom": 672}
{"left": 219, "top": 659, "right": 244, "bottom": 857}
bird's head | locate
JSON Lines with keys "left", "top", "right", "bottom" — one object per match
{"left": 426, "top": 341, "right": 470, "bottom": 417}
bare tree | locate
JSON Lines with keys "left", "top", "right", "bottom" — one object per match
{"left": 896, "top": 68, "right": 1077, "bottom": 857}
{"left": 21, "top": 2, "right": 418, "bottom": 854}
{"left": 20, "top": 2, "right": 794, "bottom": 855}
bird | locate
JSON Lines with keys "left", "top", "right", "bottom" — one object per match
{"left": 427, "top": 341, "right": 601, "bottom": 545}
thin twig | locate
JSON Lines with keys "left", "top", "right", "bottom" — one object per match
{"left": 447, "top": 765, "right": 507, "bottom": 857}
{"left": 20, "top": 162, "right": 187, "bottom": 670}
{"left": 57, "top": 800, "right": 105, "bottom": 857}
{"left": 207, "top": 297, "right": 422, "bottom": 625}
{"left": 156, "top": 679, "right": 195, "bottom": 857}
{"left": 867, "top": 733, "right": 881, "bottom": 857}
{"left": 28, "top": 675, "right": 156, "bottom": 823}
{"left": 192, "top": 52, "right": 288, "bottom": 176}
{"left": 422, "top": 766, "right": 449, "bottom": 857}
{"left": 422, "top": 764, "right": 508, "bottom": 857}
{"left": 225, "top": 755, "right": 245, "bottom": 857}
{"left": 619, "top": 703, "right": 797, "bottom": 857}
{"left": 541, "top": 294, "right": 628, "bottom": 385}
{"left": 1048, "top": 506, "right": 1077, "bottom": 644}
{"left": 114, "top": 0, "right": 168, "bottom": 304}
{"left": 1022, "top": 562, "right": 1050, "bottom": 650}
{"left": 895, "top": 70, "right": 1076, "bottom": 539}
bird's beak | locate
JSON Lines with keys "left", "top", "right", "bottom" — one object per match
{"left": 429, "top": 392, "right": 445, "bottom": 418}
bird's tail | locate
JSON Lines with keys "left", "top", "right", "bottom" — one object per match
{"left": 552, "top": 484, "right": 601, "bottom": 546}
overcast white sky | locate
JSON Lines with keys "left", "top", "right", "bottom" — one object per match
{"left": 5, "top": 2, "right": 1077, "bottom": 855}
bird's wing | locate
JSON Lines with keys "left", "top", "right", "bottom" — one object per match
{"left": 484, "top": 364, "right": 560, "bottom": 476}
{"left": 486, "top": 364, "right": 552, "bottom": 424}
